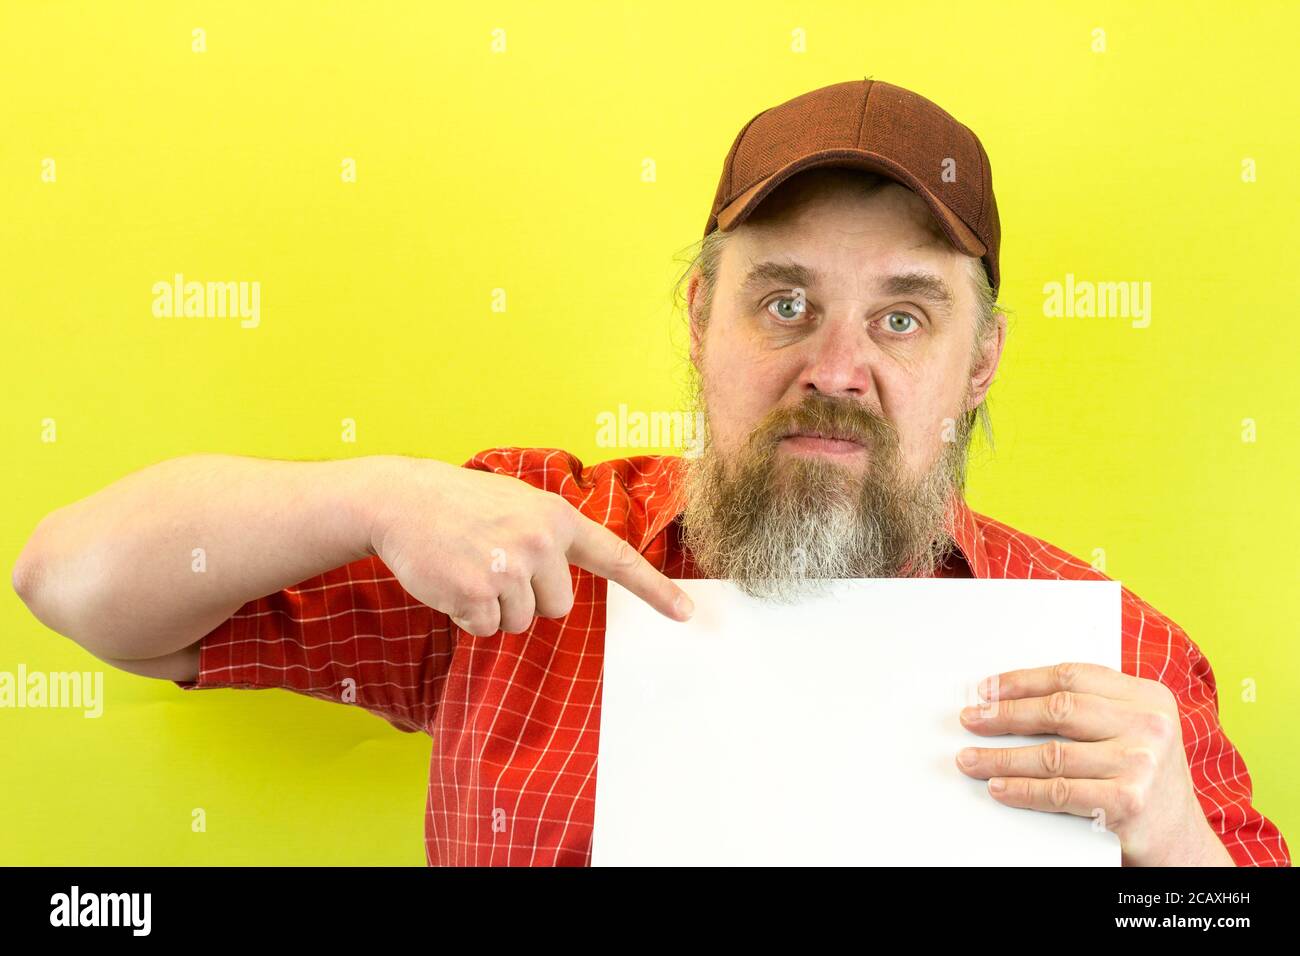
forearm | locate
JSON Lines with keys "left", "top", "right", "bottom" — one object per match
{"left": 1124, "top": 814, "right": 1238, "bottom": 866}
{"left": 13, "top": 453, "right": 406, "bottom": 661}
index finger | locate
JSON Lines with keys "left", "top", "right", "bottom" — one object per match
{"left": 567, "top": 512, "right": 694, "bottom": 621}
{"left": 978, "top": 662, "right": 1137, "bottom": 704}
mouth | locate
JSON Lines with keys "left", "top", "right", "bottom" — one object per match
{"left": 780, "top": 429, "right": 867, "bottom": 455}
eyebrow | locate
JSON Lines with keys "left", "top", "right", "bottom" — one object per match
{"left": 736, "top": 259, "right": 956, "bottom": 314}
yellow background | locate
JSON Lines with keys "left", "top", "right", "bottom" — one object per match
{"left": 2, "top": 1, "right": 1296, "bottom": 864}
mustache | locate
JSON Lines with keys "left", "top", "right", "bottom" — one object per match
{"left": 751, "top": 396, "right": 897, "bottom": 449}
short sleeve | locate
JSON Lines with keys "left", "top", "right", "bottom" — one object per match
{"left": 1175, "top": 633, "right": 1291, "bottom": 866}
{"left": 1124, "top": 589, "right": 1290, "bottom": 865}
{"left": 173, "top": 554, "right": 455, "bottom": 735}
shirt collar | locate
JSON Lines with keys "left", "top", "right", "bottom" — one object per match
{"left": 639, "top": 455, "right": 989, "bottom": 579}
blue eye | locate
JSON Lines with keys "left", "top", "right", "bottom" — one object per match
{"left": 767, "top": 295, "right": 806, "bottom": 321}
{"left": 884, "top": 311, "right": 919, "bottom": 334}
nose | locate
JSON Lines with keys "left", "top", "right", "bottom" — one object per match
{"left": 796, "top": 307, "right": 877, "bottom": 399}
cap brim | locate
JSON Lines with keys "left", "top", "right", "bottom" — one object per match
{"left": 713, "top": 148, "right": 986, "bottom": 259}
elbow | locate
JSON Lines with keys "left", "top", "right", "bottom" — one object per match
{"left": 14, "top": 514, "right": 158, "bottom": 662}
{"left": 11, "top": 513, "right": 102, "bottom": 647}
{"left": 13, "top": 526, "right": 49, "bottom": 612}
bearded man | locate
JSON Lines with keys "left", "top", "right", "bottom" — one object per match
{"left": 15, "top": 79, "right": 1289, "bottom": 868}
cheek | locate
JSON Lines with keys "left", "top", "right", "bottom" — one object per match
{"left": 888, "top": 408, "right": 929, "bottom": 469}
{"left": 895, "top": 362, "right": 973, "bottom": 470}
{"left": 879, "top": 373, "right": 950, "bottom": 466}
{"left": 703, "top": 352, "right": 789, "bottom": 452}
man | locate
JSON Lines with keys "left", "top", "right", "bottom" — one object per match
{"left": 13, "top": 79, "right": 1289, "bottom": 867}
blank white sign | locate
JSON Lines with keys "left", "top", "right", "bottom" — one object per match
{"left": 595, "top": 577, "right": 1122, "bottom": 866}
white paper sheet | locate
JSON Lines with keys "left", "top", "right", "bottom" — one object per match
{"left": 594, "top": 577, "right": 1122, "bottom": 866}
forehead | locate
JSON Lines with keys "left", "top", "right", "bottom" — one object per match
{"left": 719, "top": 179, "right": 973, "bottom": 318}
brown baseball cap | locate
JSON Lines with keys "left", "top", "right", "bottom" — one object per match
{"left": 704, "top": 78, "right": 1001, "bottom": 296}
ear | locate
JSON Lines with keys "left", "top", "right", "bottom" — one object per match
{"left": 966, "top": 309, "right": 1006, "bottom": 410}
{"left": 686, "top": 270, "right": 705, "bottom": 370}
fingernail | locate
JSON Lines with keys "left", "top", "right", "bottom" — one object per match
{"left": 989, "top": 778, "right": 1006, "bottom": 793}
{"left": 674, "top": 592, "right": 694, "bottom": 619}
{"left": 977, "top": 676, "right": 995, "bottom": 700}
{"left": 958, "top": 748, "right": 979, "bottom": 767}
{"left": 961, "top": 706, "right": 984, "bottom": 722}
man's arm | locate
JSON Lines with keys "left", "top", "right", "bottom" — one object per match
{"left": 11, "top": 453, "right": 397, "bottom": 665}
{"left": 12, "top": 449, "right": 692, "bottom": 675}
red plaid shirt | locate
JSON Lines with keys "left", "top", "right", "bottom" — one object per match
{"left": 175, "top": 447, "right": 1291, "bottom": 866}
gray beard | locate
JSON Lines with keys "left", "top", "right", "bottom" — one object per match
{"left": 679, "top": 388, "right": 974, "bottom": 604}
